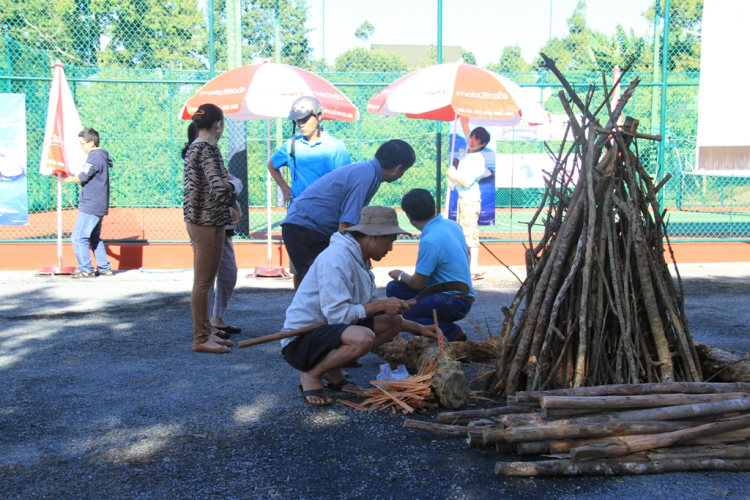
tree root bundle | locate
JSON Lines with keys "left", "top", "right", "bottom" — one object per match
{"left": 486, "top": 55, "right": 701, "bottom": 397}
{"left": 402, "top": 383, "right": 750, "bottom": 476}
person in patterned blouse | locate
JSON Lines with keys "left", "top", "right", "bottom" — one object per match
{"left": 182, "top": 104, "right": 242, "bottom": 354}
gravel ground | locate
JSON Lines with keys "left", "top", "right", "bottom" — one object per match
{"left": 2, "top": 263, "right": 750, "bottom": 499}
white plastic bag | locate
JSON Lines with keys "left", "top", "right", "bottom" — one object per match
{"left": 376, "top": 363, "right": 409, "bottom": 382}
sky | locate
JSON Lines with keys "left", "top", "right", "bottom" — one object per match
{"left": 304, "top": 0, "right": 655, "bottom": 67}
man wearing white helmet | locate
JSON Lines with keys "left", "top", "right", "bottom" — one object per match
{"left": 268, "top": 96, "right": 351, "bottom": 289}
{"left": 267, "top": 96, "right": 350, "bottom": 205}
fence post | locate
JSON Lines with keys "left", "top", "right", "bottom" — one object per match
{"left": 226, "top": 0, "right": 249, "bottom": 237}
{"left": 649, "top": 0, "right": 661, "bottom": 135}
{"left": 274, "top": 0, "right": 285, "bottom": 207}
{"left": 208, "top": 0, "right": 215, "bottom": 78}
{"left": 657, "top": 0, "right": 671, "bottom": 206}
{"left": 436, "top": 0, "right": 443, "bottom": 212}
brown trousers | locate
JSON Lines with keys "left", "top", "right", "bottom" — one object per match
{"left": 187, "top": 222, "right": 225, "bottom": 345}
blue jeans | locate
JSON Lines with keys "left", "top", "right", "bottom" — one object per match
{"left": 386, "top": 281, "right": 472, "bottom": 341}
{"left": 71, "top": 211, "right": 110, "bottom": 273}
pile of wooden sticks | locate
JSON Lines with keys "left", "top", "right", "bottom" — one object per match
{"left": 339, "top": 360, "right": 438, "bottom": 414}
{"left": 487, "top": 55, "right": 701, "bottom": 397}
{"left": 403, "top": 382, "right": 750, "bottom": 476}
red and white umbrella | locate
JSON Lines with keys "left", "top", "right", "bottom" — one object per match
{"left": 368, "top": 60, "right": 548, "bottom": 126}
{"left": 39, "top": 61, "right": 87, "bottom": 275}
{"left": 40, "top": 62, "right": 86, "bottom": 177}
{"left": 179, "top": 61, "right": 359, "bottom": 122}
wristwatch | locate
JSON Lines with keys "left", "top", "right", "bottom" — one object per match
{"left": 398, "top": 272, "right": 404, "bottom": 282}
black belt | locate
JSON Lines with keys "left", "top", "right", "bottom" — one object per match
{"left": 449, "top": 293, "right": 475, "bottom": 303}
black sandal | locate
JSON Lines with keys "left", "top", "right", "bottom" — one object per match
{"left": 299, "top": 386, "right": 332, "bottom": 406}
{"left": 325, "top": 379, "right": 361, "bottom": 393}
{"left": 217, "top": 325, "right": 241, "bottom": 334}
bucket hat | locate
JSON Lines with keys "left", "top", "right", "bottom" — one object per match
{"left": 344, "top": 206, "right": 410, "bottom": 236}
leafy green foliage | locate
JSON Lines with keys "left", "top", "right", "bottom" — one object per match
{"left": 354, "top": 20, "right": 375, "bottom": 42}
{"left": 334, "top": 47, "right": 408, "bottom": 73}
{"left": 461, "top": 49, "right": 476, "bottom": 66}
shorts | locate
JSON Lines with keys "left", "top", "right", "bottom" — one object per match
{"left": 281, "top": 223, "right": 330, "bottom": 279}
{"left": 281, "top": 317, "right": 375, "bottom": 373}
{"left": 457, "top": 197, "right": 481, "bottom": 248}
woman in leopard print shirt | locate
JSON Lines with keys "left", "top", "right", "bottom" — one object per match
{"left": 182, "top": 104, "right": 240, "bottom": 354}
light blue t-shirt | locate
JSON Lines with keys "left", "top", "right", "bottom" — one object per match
{"left": 270, "top": 131, "right": 351, "bottom": 199}
{"left": 415, "top": 215, "right": 474, "bottom": 297}
{"left": 282, "top": 158, "right": 383, "bottom": 237}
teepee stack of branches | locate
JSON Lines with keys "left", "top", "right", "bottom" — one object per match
{"left": 487, "top": 55, "right": 702, "bottom": 397}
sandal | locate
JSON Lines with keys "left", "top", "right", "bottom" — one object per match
{"left": 325, "top": 379, "right": 361, "bottom": 393}
{"left": 213, "top": 330, "right": 231, "bottom": 340}
{"left": 216, "top": 324, "right": 241, "bottom": 334}
{"left": 299, "top": 385, "right": 332, "bottom": 406}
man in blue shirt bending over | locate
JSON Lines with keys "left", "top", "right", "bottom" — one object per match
{"left": 387, "top": 188, "right": 474, "bottom": 341}
{"left": 281, "top": 139, "right": 416, "bottom": 290}
{"left": 268, "top": 96, "right": 350, "bottom": 205}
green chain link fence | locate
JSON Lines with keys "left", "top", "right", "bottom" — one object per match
{"left": 3, "top": 0, "right": 743, "bottom": 244}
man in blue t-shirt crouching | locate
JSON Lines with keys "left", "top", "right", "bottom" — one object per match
{"left": 387, "top": 189, "right": 474, "bottom": 341}
{"left": 63, "top": 128, "right": 113, "bottom": 278}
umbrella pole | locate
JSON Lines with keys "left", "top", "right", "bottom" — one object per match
{"left": 266, "top": 118, "right": 272, "bottom": 267}
{"left": 250, "top": 119, "right": 287, "bottom": 278}
{"left": 445, "top": 114, "right": 458, "bottom": 217}
{"left": 57, "top": 174, "right": 63, "bottom": 267}
{"left": 40, "top": 173, "right": 76, "bottom": 276}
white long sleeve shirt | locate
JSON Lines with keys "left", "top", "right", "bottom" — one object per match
{"left": 453, "top": 151, "right": 485, "bottom": 202}
{"left": 280, "top": 232, "right": 379, "bottom": 348}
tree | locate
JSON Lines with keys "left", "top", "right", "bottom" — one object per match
{"left": 643, "top": 0, "right": 702, "bottom": 71}
{"left": 354, "top": 20, "right": 374, "bottom": 42}
{"left": 334, "top": 47, "right": 408, "bottom": 73}
{"left": 461, "top": 49, "right": 476, "bottom": 66}
{"left": 95, "top": 0, "right": 208, "bottom": 69}
{"left": 590, "top": 25, "right": 645, "bottom": 71}
{"left": 211, "top": 0, "right": 316, "bottom": 71}
{"left": 0, "top": 0, "right": 102, "bottom": 66}
{"left": 486, "top": 45, "right": 531, "bottom": 73}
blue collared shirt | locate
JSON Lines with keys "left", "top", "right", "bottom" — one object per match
{"left": 282, "top": 158, "right": 383, "bottom": 237}
{"left": 270, "top": 131, "right": 351, "bottom": 199}
{"left": 415, "top": 215, "right": 474, "bottom": 297}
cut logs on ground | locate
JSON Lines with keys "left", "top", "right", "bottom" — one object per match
{"left": 402, "top": 382, "right": 750, "bottom": 476}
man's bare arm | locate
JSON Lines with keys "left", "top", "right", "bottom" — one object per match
{"left": 363, "top": 297, "right": 409, "bottom": 317}
{"left": 63, "top": 175, "right": 81, "bottom": 184}
{"left": 338, "top": 222, "right": 354, "bottom": 234}
{"left": 267, "top": 160, "right": 291, "bottom": 203}
{"left": 402, "top": 319, "right": 438, "bottom": 339}
{"left": 387, "top": 269, "right": 428, "bottom": 290}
